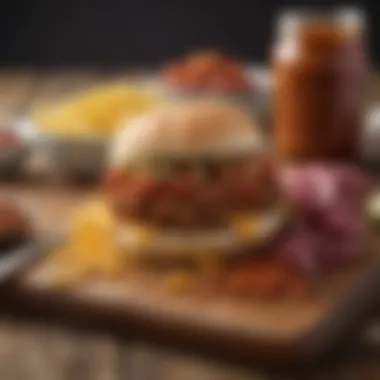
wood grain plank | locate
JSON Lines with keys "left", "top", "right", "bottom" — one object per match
{"left": 0, "top": 319, "right": 24, "bottom": 378}
{"left": 85, "top": 334, "right": 121, "bottom": 380}
{"left": 119, "top": 342, "right": 166, "bottom": 380}
{"left": 8, "top": 324, "right": 121, "bottom": 380}
{"left": 0, "top": 320, "right": 379, "bottom": 379}
{"left": 154, "top": 350, "right": 267, "bottom": 380}
{"left": 56, "top": 333, "right": 103, "bottom": 380}
{"left": 11, "top": 324, "right": 62, "bottom": 380}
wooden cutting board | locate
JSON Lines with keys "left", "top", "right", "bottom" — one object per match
{"left": 2, "top": 185, "right": 380, "bottom": 369}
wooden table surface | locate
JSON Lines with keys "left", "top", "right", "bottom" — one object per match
{"left": 1, "top": 68, "right": 380, "bottom": 380}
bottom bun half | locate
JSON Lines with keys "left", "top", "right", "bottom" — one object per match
{"left": 116, "top": 206, "right": 289, "bottom": 258}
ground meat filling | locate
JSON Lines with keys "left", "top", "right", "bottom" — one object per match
{"left": 105, "top": 155, "right": 278, "bottom": 230}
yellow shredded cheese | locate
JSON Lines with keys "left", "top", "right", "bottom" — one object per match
{"left": 33, "top": 84, "right": 162, "bottom": 137}
{"left": 49, "top": 198, "right": 126, "bottom": 285}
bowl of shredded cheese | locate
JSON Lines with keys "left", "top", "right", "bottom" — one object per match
{"left": 29, "top": 83, "right": 163, "bottom": 179}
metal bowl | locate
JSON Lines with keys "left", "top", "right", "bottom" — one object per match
{"left": 38, "top": 134, "right": 108, "bottom": 180}
{"left": 17, "top": 118, "right": 109, "bottom": 181}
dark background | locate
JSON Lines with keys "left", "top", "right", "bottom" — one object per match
{"left": 0, "top": 0, "right": 379, "bottom": 67}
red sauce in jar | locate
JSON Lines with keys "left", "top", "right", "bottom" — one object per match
{"left": 273, "top": 9, "right": 368, "bottom": 161}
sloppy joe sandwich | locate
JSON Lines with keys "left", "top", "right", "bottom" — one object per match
{"left": 105, "top": 100, "right": 286, "bottom": 257}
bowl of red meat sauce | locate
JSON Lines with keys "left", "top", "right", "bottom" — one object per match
{"left": 159, "top": 51, "right": 267, "bottom": 117}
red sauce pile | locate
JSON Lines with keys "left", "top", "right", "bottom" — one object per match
{"left": 161, "top": 51, "right": 252, "bottom": 93}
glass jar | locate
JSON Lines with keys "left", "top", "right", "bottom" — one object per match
{"left": 272, "top": 8, "right": 368, "bottom": 161}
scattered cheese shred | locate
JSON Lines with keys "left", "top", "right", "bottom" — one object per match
{"left": 50, "top": 198, "right": 126, "bottom": 285}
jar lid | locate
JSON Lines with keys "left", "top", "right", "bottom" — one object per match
{"left": 277, "top": 6, "right": 365, "bottom": 35}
